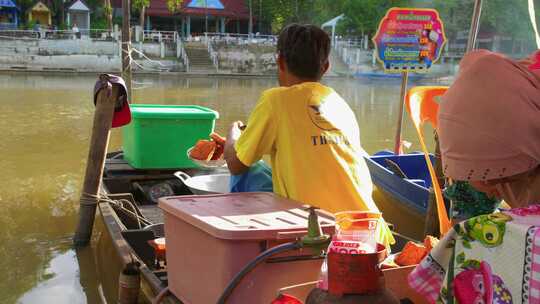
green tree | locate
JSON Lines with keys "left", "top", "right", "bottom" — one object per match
{"left": 341, "top": 0, "right": 409, "bottom": 37}
{"left": 430, "top": 0, "right": 474, "bottom": 39}
{"left": 248, "top": 0, "right": 538, "bottom": 46}
{"left": 481, "top": 0, "right": 533, "bottom": 39}
{"left": 167, "top": 0, "right": 184, "bottom": 13}
{"left": 133, "top": 0, "right": 150, "bottom": 29}
{"left": 103, "top": 0, "right": 113, "bottom": 31}
{"left": 310, "top": 0, "right": 348, "bottom": 26}
{"left": 255, "top": 0, "right": 319, "bottom": 33}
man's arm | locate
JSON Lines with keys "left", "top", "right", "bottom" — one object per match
{"left": 224, "top": 121, "right": 250, "bottom": 175}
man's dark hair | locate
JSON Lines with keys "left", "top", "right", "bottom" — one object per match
{"left": 277, "top": 23, "right": 331, "bottom": 80}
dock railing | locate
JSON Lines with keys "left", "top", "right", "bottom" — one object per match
{"left": 0, "top": 29, "right": 39, "bottom": 39}
{"left": 176, "top": 37, "right": 190, "bottom": 72}
{"left": 0, "top": 28, "right": 115, "bottom": 41}
{"left": 0, "top": 28, "right": 180, "bottom": 43}
{"left": 143, "top": 30, "right": 177, "bottom": 43}
{"left": 203, "top": 33, "right": 219, "bottom": 72}
{"left": 200, "top": 32, "right": 277, "bottom": 46}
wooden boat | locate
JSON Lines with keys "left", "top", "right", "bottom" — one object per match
{"left": 97, "top": 151, "right": 185, "bottom": 303}
{"left": 97, "top": 151, "right": 426, "bottom": 303}
{"left": 365, "top": 151, "right": 435, "bottom": 215}
{"left": 86, "top": 0, "right": 491, "bottom": 301}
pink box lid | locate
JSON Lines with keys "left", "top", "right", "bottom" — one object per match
{"left": 158, "top": 192, "right": 335, "bottom": 241}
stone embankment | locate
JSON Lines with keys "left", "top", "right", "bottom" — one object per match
{"left": 0, "top": 38, "right": 182, "bottom": 73}
{"left": 213, "top": 42, "right": 277, "bottom": 74}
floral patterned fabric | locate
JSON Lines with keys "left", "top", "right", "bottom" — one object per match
{"left": 408, "top": 205, "right": 540, "bottom": 303}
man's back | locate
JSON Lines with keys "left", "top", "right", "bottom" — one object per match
{"left": 225, "top": 24, "right": 392, "bottom": 247}
{"left": 235, "top": 82, "right": 378, "bottom": 213}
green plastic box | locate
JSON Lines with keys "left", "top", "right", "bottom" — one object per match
{"left": 122, "top": 104, "right": 219, "bottom": 169}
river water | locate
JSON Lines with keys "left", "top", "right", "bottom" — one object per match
{"left": 0, "top": 72, "right": 447, "bottom": 303}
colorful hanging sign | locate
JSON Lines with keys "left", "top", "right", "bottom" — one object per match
{"left": 372, "top": 8, "right": 446, "bottom": 73}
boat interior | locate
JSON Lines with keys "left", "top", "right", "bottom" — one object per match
{"left": 100, "top": 151, "right": 417, "bottom": 294}
{"left": 369, "top": 151, "right": 435, "bottom": 189}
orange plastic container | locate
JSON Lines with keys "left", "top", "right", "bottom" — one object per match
{"left": 158, "top": 192, "right": 335, "bottom": 304}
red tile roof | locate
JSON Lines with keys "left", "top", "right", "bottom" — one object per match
{"left": 112, "top": 0, "right": 249, "bottom": 19}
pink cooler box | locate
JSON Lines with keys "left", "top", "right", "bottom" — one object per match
{"left": 159, "top": 192, "right": 335, "bottom": 304}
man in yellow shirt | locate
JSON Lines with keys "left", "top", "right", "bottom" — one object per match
{"left": 224, "top": 24, "right": 392, "bottom": 245}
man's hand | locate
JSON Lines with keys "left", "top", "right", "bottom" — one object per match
{"left": 224, "top": 121, "right": 249, "bottom": 175}
{"left": 228, "top": 121, "right": 245, "bottom": 142}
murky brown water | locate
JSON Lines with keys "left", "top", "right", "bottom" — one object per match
{"left": 0, "top": 72, "right": 446, "bottom": 303}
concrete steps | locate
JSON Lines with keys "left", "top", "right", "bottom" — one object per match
{"left": 184, "top": 41, "right": 216, "bottom": 72}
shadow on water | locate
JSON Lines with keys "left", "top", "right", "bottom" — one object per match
{"left": 0, "top": 72, "right": 448, "bottom": 303}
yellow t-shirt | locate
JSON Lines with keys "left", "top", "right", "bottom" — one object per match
{"left": 235, "top": 82, "right": 394, "bottom": 246}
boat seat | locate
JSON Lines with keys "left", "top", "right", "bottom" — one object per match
{"left": 405, "top": 179, "right": 427, "bottom": 188}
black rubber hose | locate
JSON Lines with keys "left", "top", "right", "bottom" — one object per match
{"left": 216, "top": 241, "right": 303, "bottom": 304}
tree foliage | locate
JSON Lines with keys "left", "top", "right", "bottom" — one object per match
{"left": 340, "top": 0, "right": 409, "bottom": 36}
{"left": 252, "top": 0, "right": 537, "bottom": 42}
{"left": 133, "top": 0, "right": 151, "bottom": 10}
{"left": 14, "top": 0, "right": 539, "bottom": 42}
{"left": 133, "top": 0, "right": 150, "bottom": 28}
{"left": 167, "top": 0, "right": 184, "bottom": 13}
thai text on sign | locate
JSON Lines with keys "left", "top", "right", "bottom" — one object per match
{"left": 372, "top": 8, "right": 447, "bottom": 73}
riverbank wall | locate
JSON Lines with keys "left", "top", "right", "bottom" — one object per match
{"left": 213, "top": 42, "right": 276, "bottom": 74}
{"left": 0, "top": 36, "right": 457, "bottom": 77}
{"left": 0, "top": 38, "right": 183, "bottom": 72}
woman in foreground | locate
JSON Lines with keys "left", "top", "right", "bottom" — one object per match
{"left": 408, "top": 50, "right": 540, "bottom": 303}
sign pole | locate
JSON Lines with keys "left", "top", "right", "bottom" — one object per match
{"left": 466, "top": 0, "right": 483, "bottom": 52}
{"left": 394, "top": 71, "right": 409, "bottom": 154}
{"left": 373, "top": 8, "right": 450, "bottom": 233}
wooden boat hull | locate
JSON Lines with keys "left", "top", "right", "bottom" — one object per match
{"left": 97, "top": 151, "right": 426, "bottom": 303}
{"left": 96, "top": 195, "right": 179, "bottom": 304}
{"left": 98, "top": 151, "right": 188, "bottom": 303}
{"left": 365, "top": 151, "right": 434, "bottom": 215}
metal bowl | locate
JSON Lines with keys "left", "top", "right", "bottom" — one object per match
{"left": 174, "top": 171, "right": 230, "bottom": 195}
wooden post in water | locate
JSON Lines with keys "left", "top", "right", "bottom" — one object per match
{"left": 393, "top": 71, "right": 409, "bottom": 154}
{"left": 121, "top": 0, "right": 132, "bottom": 98}
{"left": 74, "top": 85, "right": 120, "bottom": 246}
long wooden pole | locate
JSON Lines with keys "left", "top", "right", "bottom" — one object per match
{"left": 74, "top": 85, "right": 120, "bottom": 246}
{"left": 423, "top": 189, "right": 439, "bottom": 237}
{"left": 248, "top": 0, "right": 253, "bottom": 35}
{"left": 122, "top": 0, "right": 132, "bottom": 98}
{"left": 393, "top": 71, "right": 409, "bottom": 154}
{"left": 466, "top": 0, "right": 483, "bottom": 52}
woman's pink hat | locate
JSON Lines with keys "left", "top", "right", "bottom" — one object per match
{"left": 438, "top": 50, "right": 540, "bottom": 181}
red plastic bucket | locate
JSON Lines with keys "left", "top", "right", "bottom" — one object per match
{"left": 327, "top": 243, "right": 387, "bottom": 296}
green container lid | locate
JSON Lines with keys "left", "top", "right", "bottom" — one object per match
{"left": 130, "top": 104, "right": 219, "bottom": 120}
